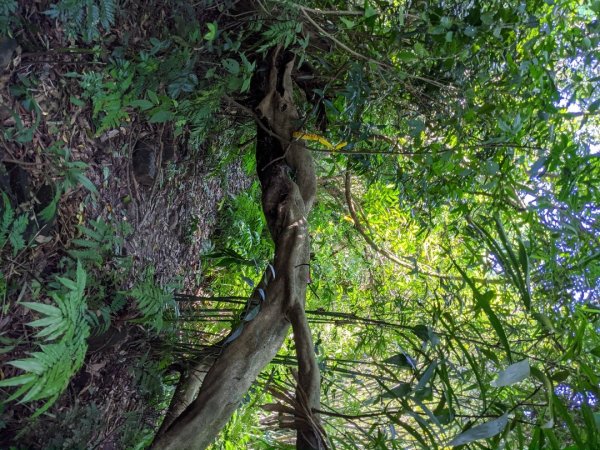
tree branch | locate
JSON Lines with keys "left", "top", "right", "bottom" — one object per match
{"left": 151, "top": 46, "right": 322, "bottom": 450}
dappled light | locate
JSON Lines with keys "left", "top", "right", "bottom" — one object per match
{"left": 0, "top": 1, "right": 598, "bottom": 449}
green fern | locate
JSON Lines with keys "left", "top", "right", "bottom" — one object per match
{"left": 67, "top": 218, "right": 125, "bottom": 265}
{"left": 44, "top": 0, "right": 116, "bottom": 43}
{"left": 0, "top": 193, "right": 14, "bottom": 238}
{"left": 0, "top": 0, "right": 16, "bottom": 15}
{"left": 176, "top": 85, "right": 223, "bottom": 145}
{"left": 24, "top": 263, "right": 89, "bottom": 342}
{"left": 67, "top": 218, "right": 131, "bottom": 335}
{"left": 0, "top": 343, "right": 75, "bottom": 416}
{"left": 98, "top": 0, "right": 114, "bottom": 29}
{"left": 37, "top": 145, "right": 98, "bottom": 223}
{"left": 258, "top": 20, "right": 302, "bottom": 52}
{"left": 86, "top": 295, "right": 126, "bottom": 335}
{"left": 8, "top": 215, "right": 28, "bottom": 255}
{"left": 0, "top": 261, "right": 90, "bottom": 416}
{"left": 0, "top": 0, "right": 17, "bottom": 35}
{"left": 127, "top": 267, "right": 176, "bottom": 331}
{"left": 0, "top": 193, "right": 29, "bottom": 256}
{"left": 77, "top": 64, "right": 134, "bottom": 133}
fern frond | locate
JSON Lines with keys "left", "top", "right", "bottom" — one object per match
{"left": 7, "top": 214, "right": 27, "bottom": 255}
{"left": 0, "top": 340, "right": 86, "bottom": 416}
{"left": 98, "top": 0, "right": 115, "bottom": 29}
{"left": 0, "top": 0, "right": 17, "bottom": 15}
{"left": 67, "top": 248, "right": 103, "bottom": 265}
{"left": 0, "top": 193, "right": 29, "bottom": 254}
{"left": 127, "top": 267, "right": 175, "bottom": 331}
{"left": 258, "top": 20, "right": 302, "bottom": 52}
{"left": 1, "top": 192, "right": 14, "bottom": 234}
{"left": 0, "top": 194, "right": 13, "bottom": 247}
{"left": 21, "top": 262, "right": 89, "bottom": 342}
{"left": 0, "top": 0, "right": 18, "bottom": 35}
{"left": 0, "top": 261, "right": 90, "bottom": 413}
{"left": 44, "top": 0, "right": 115, "bottom": 42}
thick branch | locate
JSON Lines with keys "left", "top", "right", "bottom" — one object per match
{"left": 151, "top": 46, "right": 321, "bottom": 450}
{"left": 288, "top": 302, "right": 325, "bottom": 448}
{"left": 152, "top": 213, "right": 306, "bottom": 449}
{"left": 155, "top": 357, "right": 213, "bottom": 436}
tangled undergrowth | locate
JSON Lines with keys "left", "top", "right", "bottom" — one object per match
{"left": 0, "top": 1, "right": 250, "bottom": 447}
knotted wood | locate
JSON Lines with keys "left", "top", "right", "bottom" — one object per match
{"left": 151, "top": 47, "right": 323, "bottom": 450}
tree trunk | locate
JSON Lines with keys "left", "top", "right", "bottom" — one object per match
{"left": 151, "top": 46, "right": 323, "bottom": 450}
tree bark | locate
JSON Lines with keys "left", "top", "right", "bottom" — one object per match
{"left": 154, "top": 355, "right": 214, "bottom": 437}
{"left": 151, "top": 46, "right": 323, "bottom": 450}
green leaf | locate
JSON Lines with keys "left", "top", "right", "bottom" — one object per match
{"left": 222, "top": 58, "right": 240, "bottom": 75}
{"left": 532, "top": 312, "right": 555, "bottom": 333}
{"left": 364, "top": 4, "right": 377, "bottom": 18}
{"left": 413, "top": 398, "right": 442, "bottom": 430}
{"left": 340, "top": 18, "right": 355, "bottom": 29}
{"left": 9, "top": 358, "right": 45, "bottom": 374}
{"left": 0, "top": 373, "right": 37, "bottom": 387}
{"left": 491, "top": 359, "right": 530, "bottom": 387}
{"left": 452, "top": 255, "right": 513, "bottom": 363}
{"left": 74, "top": 172, "right": 99, "bottom": 196}
{"left": 67, "top": 249, "right": 103, "bottom": 264}
{"left": 20, "top": 379, "right": 46, "bottom": 402}
{"left": 449, "top": 414, "right": 508, "bottom": 446}
{"left": 129, "top": 99, "right": 154, "bottom": 110}
{"left": 70, "top": 96, "right": 85, "bottom": 107}
{"left": 31, "top": 394, "right": 61, "bottom": 418}
{"left": 550, "top": 370, "right": 569, "bottom": 383}
{"left": 39, "top": 191, "right": 61, "bottom": 223}
{"left": 70, "top": 238, "right": 100, "bottom": 248}
{"left": 20, "top": 301, "right": 62, "bottom": 317}
{"left": 149, "top": 110, "right": 174, "bottom": 123}
{"left": 411, "top": 324, "right": 429, "bottom": 341}
{"left": 57, "top": 276, "right": 77, "bottom": 291}
{"left": 517, "top": 239, "right": 531, "bottom": 306}
{"left": 396, "top": 51, "right": 416, "bottom": 61}
{"left": 582, "top": 404, "right": 600, "bottom": 447}
{"left": 476, "top": 290, "right": 512, "bottom": 362}
{"left": 387, "top": 416, "right": 429, "bottom": 448}
{"left": 464, "top": 25, "right": 477, "bottom": 37}
{"left": 204, "top": 22, "right": 218, "bottom": 41}
{"left": 35, "top": 320, "right": 69, "bottom": 341}
{"left": 381, "top": 382, "right": 412, "bottom": 399}
{"left": 27, "top": 316, "right": 61, "bottom": 328}
{"left": 8, "top": 220, "right": 26, "bottom": 255}
{"left": 542, "top": 428, "right": 562, "bottom": 450}
{"left": 147, "top": 90, "right": 159, "bottom": 104}
{"left": 75, "top": 260, "right": 86, "bottom": 298}
{"left": 553, "top": 395, "right": 585, "bottom": 448}
{"left": 415, "top": 361, "right": 437, "bottom": 391}
{"left": 34, "top": 320, "right": 67, "bottom": 340}
{"left": 384, "top": 353, "right": 415, "bottom": 369}
{"left": 241, "top": 76, "right": 251, "bottom": 93}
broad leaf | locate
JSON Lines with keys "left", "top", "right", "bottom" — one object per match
{"left": 491, "top": 359, "right": 530, "bottom": 387}
{"left": 449, "top": 414, "right": 509, "bottom": 447}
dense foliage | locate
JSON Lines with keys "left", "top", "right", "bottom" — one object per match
{"left": 200, "top": 1, "right": 599, "bottom": 447}
{"left": 1, "top": 0, "right": 598, "bottom": 448}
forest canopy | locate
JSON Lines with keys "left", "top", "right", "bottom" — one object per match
{"left": 0, "top": 0, "right": 598, "bottom": 449}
